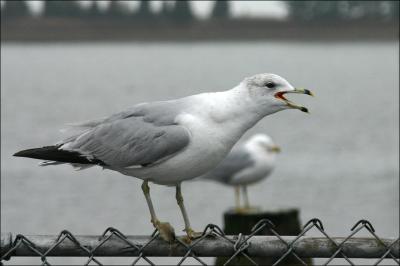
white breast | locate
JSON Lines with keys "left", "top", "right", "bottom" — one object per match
{"left": 117, "top": 89, "right": 262, "bottom": 185}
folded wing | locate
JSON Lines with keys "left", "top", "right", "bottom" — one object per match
{"left": 15, "top": 100, "right": 191, "bottom": 169}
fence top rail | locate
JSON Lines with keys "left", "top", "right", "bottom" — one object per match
{"left": 1, "top": 232, "right": 399, "bottom": 258}
{"left": 2, "top": 218, "right": 399, "bottom": 266}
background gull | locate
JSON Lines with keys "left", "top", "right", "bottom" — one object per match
{"left": 199, "top": 134, "right": 280, "bottom": 212}
{"left": 14, "top": 73, "right": 313, "bottom": 241}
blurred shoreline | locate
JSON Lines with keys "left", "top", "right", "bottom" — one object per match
{"left": 2, "top": 18, "right": 398, "bottom": 42}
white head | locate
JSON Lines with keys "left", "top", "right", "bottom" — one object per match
{"left": 246, "top": 134, "right": 281, "bottom": 155}
{"left": 240, "top": 73, "right": 313, "bottom": 115}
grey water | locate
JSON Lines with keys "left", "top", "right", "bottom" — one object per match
{"left": 1, "top": 42, "right": 399, "bottom": 264}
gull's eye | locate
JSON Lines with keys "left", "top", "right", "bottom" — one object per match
{"left": 265, "top": 81, "right": 275, "bottom": 88}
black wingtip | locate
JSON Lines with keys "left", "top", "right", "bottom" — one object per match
{"left": 13, "top": 145, "right": 106, "bottom": 166}
{"left": 13, "top": 146, "right": 62, "bottom": 160}
{"left": 14, "top": 149, "right": 35, "bottom": 157}
{"left": 14, "top": 146, "right": 58, "bottom": 158}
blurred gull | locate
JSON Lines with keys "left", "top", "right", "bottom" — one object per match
{"left": 199, "top": 134, "right": 280, "bottom": 212}
{"left": 14, "top": 73, "right": 313, "bottom": 241}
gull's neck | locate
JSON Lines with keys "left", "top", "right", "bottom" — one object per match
{"left": 194, "top": 84, "right": 266, "bottom": 146}
{"left": 208, "top": 84, "right": 263, "bottom": 123}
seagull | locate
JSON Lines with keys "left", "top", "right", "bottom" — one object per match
{"left": 14, "top": 73, "right": 313, "bottom": 241}
{"left": 199, "top": 134, "right": 280, "bottom": 212}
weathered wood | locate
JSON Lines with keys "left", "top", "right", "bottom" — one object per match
{"left": 216, "top": 209, "right": 308, "bottom": 265}
{"left": 223, "top": 209, "right": 302, "bottom": 235}
{"left": 1, "top": 233, "right": 398, "bottom": 258}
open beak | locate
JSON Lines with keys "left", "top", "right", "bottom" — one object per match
{"left": 274, "top": 88, "right": 314, "bottom": 113}
{"left": 269, "top": 145, "right": 281, "bottom": 153}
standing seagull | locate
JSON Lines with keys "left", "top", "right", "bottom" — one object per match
{"left": 199, "top": 134, "right": 280, "bottom": 212}
{"left": 14, "top": 73, "right": 313, "bottom": 241}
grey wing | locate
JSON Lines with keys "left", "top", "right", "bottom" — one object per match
{"left": 61, "top": 101, "right": 190, "bottom": 168}
{"left": 62, "top": 100, "right": 185, "bottom": 131}
{"left": 200, "top": 148, "right": 255, "bottom": 184}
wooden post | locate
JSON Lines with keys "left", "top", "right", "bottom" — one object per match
{"left": 215, "top": 208, "right": 312, "bottom": 265}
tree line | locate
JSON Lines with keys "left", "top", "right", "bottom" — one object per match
{"left": 1, "top": 0, "right": 230, "bottom": 22}
{"left": 2, "top": 0, "right": 398, "bottom": 22}
{"left": 286, "top": 1, "right": 399, "bottom": 21}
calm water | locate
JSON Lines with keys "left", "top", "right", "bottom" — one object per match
{"left": 1, "top": 42, "right": 399, "bottom": 260}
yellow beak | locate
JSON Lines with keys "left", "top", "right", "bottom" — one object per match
{"left": 274, "top": 88, "right": 314, "bottom": 113}
{"left": 269, "top": 145, "right": 281, "bottom": 153}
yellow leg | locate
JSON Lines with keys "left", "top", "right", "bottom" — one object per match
{"left": 141, "top": 181, "right": 157, "bottom": 224}
{"left": 141, "top": 180, "right": 175, "bottom": 242}
{"left": 242, "top": 185, "right": 250, "bottom": 209}
{"left": 235, "top": 186, "right": 241, "bottom": 210}
{"left": 176, "top": 183, "right": 201, "bottom": 240}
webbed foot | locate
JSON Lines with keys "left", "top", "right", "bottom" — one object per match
{"left": 154, "top": 220, "right": 175, "bottom": 242}
{"left": 181, "top": 228, "right": 203, "bottom": 243}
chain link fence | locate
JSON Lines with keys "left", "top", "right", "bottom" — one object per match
{"left": 1, "top": 218, "right": 399, "bottom": 266}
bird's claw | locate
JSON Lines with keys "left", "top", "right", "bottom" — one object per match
{"left": 154, "top": 220, "right": 176, "bottom": 242}
{"left": 181, "top": 228, "right": 202, "bottom": 243}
